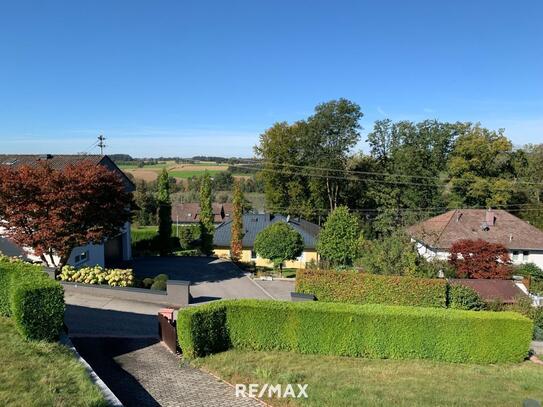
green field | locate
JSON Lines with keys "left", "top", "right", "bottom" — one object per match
{"left": 168, "top": 169, "right": 223, "bottom": 178}
{"left": 193, "top": 350, "right": 543, "bottom": 407}
{"left": 0, "top": 317, "right": 106, "bottom": 406}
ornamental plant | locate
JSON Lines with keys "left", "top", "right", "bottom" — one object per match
{"left": 58, "top": 265, "right": 134, "bottom": 287}
{"left": 0, "top": 161, "right": 132, "bottom": 270}
{"left": 449, "top": 239, "right": 512, "bottom": 279}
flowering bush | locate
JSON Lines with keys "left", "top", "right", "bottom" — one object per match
{"left": 58, "top": 265, "right": 134, "bottom": 287}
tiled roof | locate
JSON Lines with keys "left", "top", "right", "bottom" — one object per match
{"left": 0, "top": 154, "right": 134, "bottom": 192}
{"left": 407, "top": 209, "right": 543, "bottom": 250}
{"left": 0, "top": 154, "right": 103, "bottom": 170}
{"left": 172, "top": 203, "right": 233, "bottom": 224}
{"left": 213, "top": 213, "right": 320, "bottom": 249}
{"left": 448, "top": 279, "right": 526, "bottom": 304}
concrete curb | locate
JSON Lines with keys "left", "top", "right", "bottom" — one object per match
{"left": 60, "top": 334, "right": 123, "bottom": 407}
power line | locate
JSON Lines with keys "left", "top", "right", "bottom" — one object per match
{"left": 234, "top": 160, "right": 543, "bottom": 187}
{"left": 97, "top": 135, "right": 106, "bottom": 155}
{"left": 236, "top": 164, "right": 542, "bottom": 193}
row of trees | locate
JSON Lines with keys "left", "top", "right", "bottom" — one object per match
{"left": 255, "top": 99, "right": 543, "bottom": 234}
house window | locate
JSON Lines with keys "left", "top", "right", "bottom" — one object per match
{"left": 512, "top": 251, "right": 519, "bottom": 262}
{"left": 74, "top": 251, "right": 89, "bottom": 264}
{"left": 523, "top": 251, "right": 530, "bottom": 261}
{"left": 251, "top": 250, "right": 258, "bottom": 260}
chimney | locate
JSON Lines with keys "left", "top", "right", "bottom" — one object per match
{"left": 485, "top": 208, "right": 496, "bottom": 226}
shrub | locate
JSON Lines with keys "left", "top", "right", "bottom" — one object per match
{"left": 514, "top": 263, "right": 543, "bottom": 279}
{"left": 154, "top": 274, "right": 169, "bottom": 282}
{"left": 447, "top": 285, "right": 486, "bottom": 310}
{"left": 142, "top": 278, "right": 155, "bottom": 288}
{"left": 177, "top": 299, "right": 532, "bottom": 363}
{"left": 151, "top": 280, "right": 167, "bottom": 291}
{"left": 295, "top": 269, "right": 447, "bottom": 308}
{"left": 58, "top": 265, "right": 134, "bottom": 287}
{"left": 0, "top": 257, "right": 64, "bottom": 341}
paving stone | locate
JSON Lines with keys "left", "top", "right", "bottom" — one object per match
{"left": 72, "top": 337, "right": 263, "bottom": 407}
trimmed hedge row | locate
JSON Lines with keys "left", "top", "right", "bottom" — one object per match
{"left": 0, "top": 257, "right": 64, "bottom": 341}
{"left": 295, "top": 269, "right": 447, "bottom": 307}
{"left": 178, "top": 299, "right": 532, "bottom": 363}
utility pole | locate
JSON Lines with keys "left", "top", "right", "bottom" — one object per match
{"left": 97, "top": 135, "right": 106, "bottom": 155}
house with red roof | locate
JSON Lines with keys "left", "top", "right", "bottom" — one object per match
{"left": 407, "top": 208, "right": 543, "bottom": 269}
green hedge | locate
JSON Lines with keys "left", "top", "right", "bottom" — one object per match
{"left": 295, "top": 269, "right": 447, "bottom": 307}
{"left": 178, "top": 299, "right": 532, "bottom": 363}
{"left": 0, "top": 257, "right": 64, "bottom": 341}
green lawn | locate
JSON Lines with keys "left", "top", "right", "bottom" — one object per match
{"left": 0, "top": 317, "right": 106, "bottom": 407}
{"left": 192, "top": 350, "right": 543, "bottom": 407}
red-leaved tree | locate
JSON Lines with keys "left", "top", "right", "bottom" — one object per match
{"left": 449, "top": 239, "right": 512, "bottom": 279}
{"left": 0, "top": 161, "right": 132, "bottom": 269}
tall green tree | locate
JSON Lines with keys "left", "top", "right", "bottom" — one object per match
{"left": 365, "top": 119, "right": 457, "bottom": 234}
{"left": 133, "top": 180, "right": 157, "bottom": 226}
{"left": 199, "top": 171, "right": 214, "bottom": 255}
{"left": 316, "top": 206, "right": 360, "bottom": 267}
{"left": 254, "top": 222, "right": 304, "bottom": 273}
{"left": 230, "top": 179, "right": 244, "bottom": 261}
{"left": 254, "top": 99, "right": 363, "bottom": 220}
{"left": 156, "top": 168, "right": 172, "bottom": 255}
{"left": 446, "top": 124, "right": 517, "bottom": 207}
{"left": 305, "top": 99, "right": 363, "bottom": 211}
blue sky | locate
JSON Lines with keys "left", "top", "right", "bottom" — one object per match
{"left": 1, "top": 1, "right": 542, "bottom": 157}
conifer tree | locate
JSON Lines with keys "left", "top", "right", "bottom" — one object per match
{"left": 199, "top": 171, "right": 214, "bottom": 255}
{"left": 230, "top": 179, "right": 244, "bottom": 261}
{"left": 156, "top": 168, "right": 172, "bottom": 255}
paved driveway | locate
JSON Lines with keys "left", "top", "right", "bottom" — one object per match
{"left": 133, "top": 256, "right": 274, "bottom": 303}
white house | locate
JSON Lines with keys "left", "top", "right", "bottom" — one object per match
{"left": 407, "top": 208, "right": 543, "bottom": 269}
{"left": 0, "top": 154, "right": 134, "bottom": 268}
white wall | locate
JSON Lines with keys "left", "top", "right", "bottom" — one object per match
{"left": 414, "top": 239, "right": 543, "bottom": 268}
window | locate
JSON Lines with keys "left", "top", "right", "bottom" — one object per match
{"left": 74, "top": 251, "right": 89, "bottom": 264}
{"left": 250, "top": 250, "right": 258, "bottom": 260}
{"left": 512, "top": 251, "right": 519, "bottom": 262}
{"left": 523, "top": 251, "right": 530, "bottom": 261}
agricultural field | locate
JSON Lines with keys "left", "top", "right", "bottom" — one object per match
{"left": 118, "top": 160, "right": 229, "bottom": 182}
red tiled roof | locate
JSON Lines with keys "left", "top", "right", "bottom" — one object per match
{"left": 407, "top": 209, "right": 543, "bottom": 250}
{"left": 448, "top": 279, "right": 527, "bottom": 304}
{"left": 171, "top": 203, "right": 233, "bottom": 224}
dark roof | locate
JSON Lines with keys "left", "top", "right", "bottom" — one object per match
{"left": 172, "top": 203, "right": 233, "bottom": 224}
{"left": 448, "top": 279, "right": 527, "bottom": 304}
{"left": 408, "top": 209, "right": 543, "bottom": 251}
{"left": 0, "top": 236, "right": 27, "bottom": 258}
{"left": 0, "top": 154, "right": 134, "bottom": 192}
{"left": 213, "top": 213, "right": 320, "bottom": 249}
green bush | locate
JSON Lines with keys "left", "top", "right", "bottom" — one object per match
{"left": 154, "top": 273, "right": 169, "bottom": 282}
{"left": 295, "top": 269, "right": 447, "bottom": 308}
{"left": 142, "top": 278, "right": 155, "bottom": 288}
{"left": 58, "top": 265, "right": 134, "bottom": 287}
{"left": 0, "top": 256, "right": 64, "bottom": 341}
{"left": 150, "top": 280, "right": 167, "bottom": 291}
{"left": 177, "top": 299, "right": 532, "bottom": 363}
{"left": 447, "top": 284, "right": 486, "bottom": 310}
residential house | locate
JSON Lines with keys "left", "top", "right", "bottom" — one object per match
{"left": 213, "top": 213, "right": 320, "bottom": 269}
{"left": 408, "top": 209, "right": 543, "bottom": 268}
{"left": 171, "top": 202, "right": 233, "bottom": 226}
{"left": 0, "top": 154, "right": 134, "bottom": 267}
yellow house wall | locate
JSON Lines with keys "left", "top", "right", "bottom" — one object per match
{"left": 213, "top": 247, "right": 318, "bottom": 269}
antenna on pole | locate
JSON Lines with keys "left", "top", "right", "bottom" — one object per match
{"left": 97, "top": 135, "right": 106, "bottom": 155}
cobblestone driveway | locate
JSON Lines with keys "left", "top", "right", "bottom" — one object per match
{"left": 73, "top": 337, "right": 263, "bottom": 407}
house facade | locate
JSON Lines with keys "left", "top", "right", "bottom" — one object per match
{"left": 213, "top": 213, "right": 320, "bottom": 269}
{"left": 0, "top": 154, "right": 134, "bottom": 268}
{"left": 408, "top": 209, "right": 543, "bottom": 268}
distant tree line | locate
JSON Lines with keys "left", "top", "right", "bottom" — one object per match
{"left": 255, "top": 98, "right": 543, "bottom": 235}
